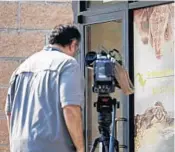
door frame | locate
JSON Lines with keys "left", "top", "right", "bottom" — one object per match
{"left": 78, "top": 7, "right": 132, "bottom": 152}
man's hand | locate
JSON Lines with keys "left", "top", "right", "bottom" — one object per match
{"left": 77, "top": 149, "right": 85, "bottom": 152}
{"left": 63, "top": 105, "right": 84, "bottom": 152}
{"left": 6, "top": 114, "right": 11, "bottom": 133}
{"left": 77, "top": 147, "right": 85, "bottom": 152}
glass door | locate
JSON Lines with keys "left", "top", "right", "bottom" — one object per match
{"left": 81, "top": 10, "right": 131, "bottom": 152}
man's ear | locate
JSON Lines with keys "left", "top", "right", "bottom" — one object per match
{"left": 68, "top": 43, "right": 72, "bottom": 51}
{"left": 67, "top": 41, "right": 73, "bottom": 52}
{"left": 71, "top": 39, "right": 77, "bottom": 46}
{"left": 69, "top": 40, "right": 76, "bottom": 51}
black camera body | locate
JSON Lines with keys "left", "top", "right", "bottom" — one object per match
{"left": 85, "top": 50, "right": 119, "bottom": 94}
{"left": 93, "top": 53, "right": 116, "bottom": 93}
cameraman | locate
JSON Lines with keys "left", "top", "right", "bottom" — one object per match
{"left": 5, "top": 25, "right": 84, "bottom": 152}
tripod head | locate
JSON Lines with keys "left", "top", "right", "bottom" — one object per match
{"left": 94, "top": 94, "right": 119, "bottom": 138}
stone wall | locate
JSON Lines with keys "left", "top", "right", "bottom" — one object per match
{"left": 0, "top": 1, "right": 73, "bottom": 151}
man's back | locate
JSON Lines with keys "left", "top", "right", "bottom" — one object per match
{"left": 6, "top": 48, "right": 83, "bottom": 152}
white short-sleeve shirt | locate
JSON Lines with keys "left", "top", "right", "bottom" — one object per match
{"left": 5, "top": 46, "right": 84, "bottom": 152}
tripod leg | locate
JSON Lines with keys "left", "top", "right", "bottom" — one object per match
{"left": 101, "top": 139, "right": 109, "bottom": 152}
{"left": 90, "top": 138, "right": 100, "bottom": 152}
{"left": 103, "top": 143, "right": 109, "bottom": 152}
{"left": 114, "top": 146, "right": 118, "bottom": 152}
{"left": 114, "top": 140, "right": 119, "bottom": 152}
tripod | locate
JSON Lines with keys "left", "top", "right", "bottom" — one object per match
{"left": 90, "top": 95, "right": 119, "bottom": 152}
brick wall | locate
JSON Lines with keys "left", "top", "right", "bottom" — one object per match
{"left": 0, "top": 1, "right": 73, "bottom": 151}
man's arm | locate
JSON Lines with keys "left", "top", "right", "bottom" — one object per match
{"left": 5, "top": 88, "right": 13, "bottom": 134}
{"left": 63, "top": 105, "right": 84, "bottom": 152}
{"left": 6, "top": 114, "right": 11, "bottom": 133}
{"left": 60, "top": 61, "right": 85, "bottom": 152}
{"left": 5, "top": 72, "right": 17, "bottom": 136}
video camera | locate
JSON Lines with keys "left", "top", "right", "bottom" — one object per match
{"left": 85, "top": 49, "right": 122, "bottom": 94}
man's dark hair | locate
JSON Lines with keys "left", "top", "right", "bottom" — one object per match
{"left": 49, "top": 24, "right": 81, "bottom": 47}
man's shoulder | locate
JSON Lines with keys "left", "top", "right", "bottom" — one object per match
{"left": 14, "top": 50, "right": 79, "bottom": 75}
{"left": 38, "top": 49, "right": 78, "bottom": 64}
